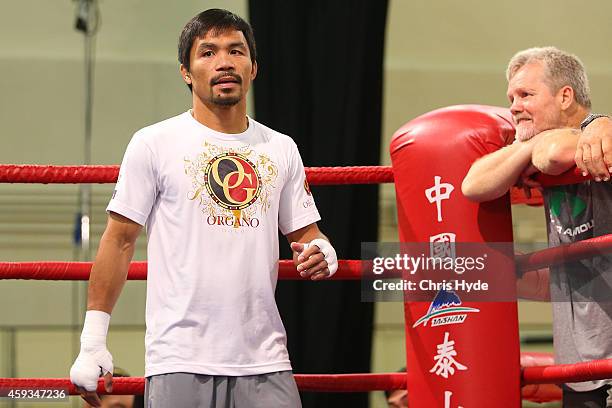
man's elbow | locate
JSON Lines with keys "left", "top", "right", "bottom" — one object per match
{"left": 537, "top": 159, "right": 569, "bottom": 176}
{"left": 533, "top": 143, "right": 575, "bottom": 176}
{"left": 461, "top": 178, "right": 480, "bottom": 201}
{"left": 102, "top": 214, "right": 142, "bottom": 253}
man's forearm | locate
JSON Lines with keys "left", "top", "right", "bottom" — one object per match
{"left": 462, "top": 140, "right": 534, "bottom": 202}
{"left": 532, "top": 128, "right": 580, "bottom": 175}
{"left": 86, "top": 232, "right": 136, "bottom": 313}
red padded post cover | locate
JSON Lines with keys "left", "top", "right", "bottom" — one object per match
{"left": 389, "top": 105, "right": 521, "bottom": 407}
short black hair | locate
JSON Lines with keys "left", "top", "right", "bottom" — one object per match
{"left": 178, "top": 9, "right": 257, "bottom": 72}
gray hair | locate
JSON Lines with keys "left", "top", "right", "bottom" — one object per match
{"left": 506, "top": 46, "right": 591, "bottom": 109}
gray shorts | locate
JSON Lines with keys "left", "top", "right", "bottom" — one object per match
{"left": 144, "top": 371, "right": 302, "bottom": 408}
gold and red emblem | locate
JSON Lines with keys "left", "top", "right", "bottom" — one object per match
{"left": 203, "top": 152, "right": 262, "bottom": 210}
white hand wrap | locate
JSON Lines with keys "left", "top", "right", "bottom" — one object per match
{"left": 70, "top": 310, "right": 113, "bottom": 392}
{"left": 305, "top": 238, "right": 338, "bottom": 277}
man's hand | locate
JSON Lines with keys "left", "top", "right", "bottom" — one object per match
{"left": 70, "top": 310, "right": 114, "bottom": 407}
{"left": 575, "top": 116, "right": 612, "bottom": 181}
{"left": 72, "top": 371, "right": 113, "bottom": 408}
{"left": 515, "top": 163, "right": 541, "bottom": 199}
{"left": 290, "top": 239, "right": 338, "bottom": 280}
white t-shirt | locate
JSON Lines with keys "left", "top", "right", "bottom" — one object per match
{"left": 107, "top": 111, "right": 320, "bottom": 377}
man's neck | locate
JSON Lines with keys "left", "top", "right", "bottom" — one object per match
{"left": 191, "top": 99, "right": 249, "bottom": 134}
{"left": 564, "top": 105, "right": 590, "bottom": 129}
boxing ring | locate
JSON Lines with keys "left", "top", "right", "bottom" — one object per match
{"left": 2, "top": 105, "right": 612, "bottom": 406}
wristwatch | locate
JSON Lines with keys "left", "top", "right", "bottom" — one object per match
{"left": 580, "top": 113, "right": 610, "bottom": 130}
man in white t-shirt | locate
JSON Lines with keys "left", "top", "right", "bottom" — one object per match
{"left": 70, "top": 9, "right": 338, "bottom": 408}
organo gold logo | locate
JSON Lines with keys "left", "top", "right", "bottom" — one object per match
{"left": 203, "top": 152, "right": 261, "bottom": 210}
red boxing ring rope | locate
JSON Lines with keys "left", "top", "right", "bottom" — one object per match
{"left": 0, "top": 164, "right": 593, "bottom": 210}
{"left": 0, "top": 260, "right": 362, "bottom": 280}
{"left": 516, "top": 234, "right": 612, "bottom": 272}
{"left": 0, "top": 165, "right": 119, "bottom": 184}
{"left": 0, "top": 163, "right": 587, "bottom": 189}
{"left": 0, "top": 375, "right": 403, "bottom": 395}
{"left": 3, "top": 231, "right": 612, "bottom": 280}
{"left": 0, "top": 372, "right": 567, "bottom": 396}
{"left": 0, "top": 164, "right": 393, "bottom": 185}
{"left": 523, "top": 358, "right": 612, "bottom": 385}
